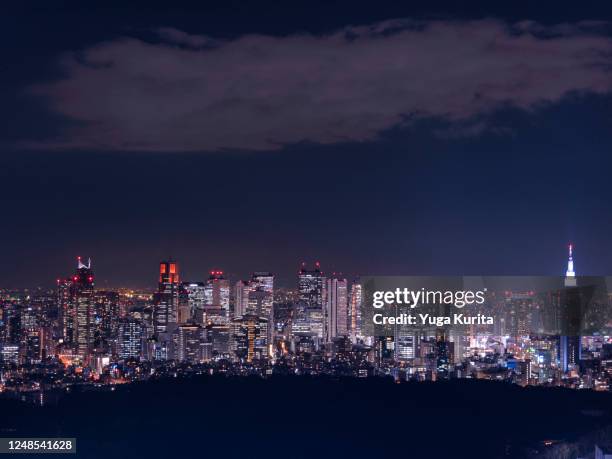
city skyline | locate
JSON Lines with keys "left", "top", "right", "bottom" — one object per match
{"left": 2, "top": 240, "right": 611, "bottom": 393}
{"left": 0, "top": 243, "right": 586, "bottom": 290}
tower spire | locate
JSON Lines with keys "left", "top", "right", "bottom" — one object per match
{"left": 565, "top": 243, "right": 576, "bottom": 287}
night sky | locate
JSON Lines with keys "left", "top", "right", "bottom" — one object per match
{"left": 3, "top": 1, "right": 612, "bottom": 288}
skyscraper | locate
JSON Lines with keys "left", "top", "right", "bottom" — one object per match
{"left": 118, "top": 318, "right": 143, "bottom": 359}
{"left": 204, "top": 271, "right": 230, "bottom": 323}
{"left": 56, "top": 276, "right": 74, "bottom": 346}
{"left": 298, "top": 263, "right": 324, "bottom": 309}
{"left": 93, "top": 290, "right": 120, "bottom": 353}
{"left": 234, "top": 272, "right": 274, "bottom": 320}
{"left": 154, "top": 260, "right": 179, "bottom": 334}
{"left": 560, "top": 244, "right": 581, "bottom": 372}
{"left": 251, "top": 272, "right": 274, "bottom": 320}
{"left": 179, "top": 282, "right": 206, "bottom": 324}
{"left": 230, "top": 314, "right": 269, "bottom": 362}
{"left": 152, "top": 260, "right": 179, "bottom": 360}
{"left": 23, "top": 329, "right": 43, "bottom": 365}
{"left": 176, "top": 324, "right": 205, "bottom": 362}
{"left": 395, "top": 331, "right": 416, "bottom": 361}
{"left": 324, "top": 276, "right": 348, "bottom": 342}
{"left": 72, "top": 257, "right": 95, "bottom": 361}
{"left": 348, "top": 281, "right": 362, "bottom": 341}
{"left": 296, "top": 263, "right": 325, "bottom": 338}
{"left": 234, "top": 280, "right": 251, "bottom": 318}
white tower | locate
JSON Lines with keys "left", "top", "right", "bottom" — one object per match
{"left": 564, "top": 244, "right": 576, "bottom": 287}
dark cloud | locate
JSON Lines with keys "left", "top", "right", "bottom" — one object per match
{"left": 25, "top": 19, "right": 612, "bottom": 152}
{"left": 155, "top": 27, "right": 214, "bottom": 48}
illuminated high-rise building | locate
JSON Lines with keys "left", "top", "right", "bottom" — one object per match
{"left": 0, "top": 302, "right": 20, "bottom": 346}
{"left": 252, "top": 272, "right": 274, "bottom": 295}
{"left": 324, "top": 276, "right": 348, "bottom": 342}
{"left": 247, "top": 288, "right": 271, "bottom": 317}
{"left": 559, "top": 334, "right": 581, "bottom": 372}
{"left": 298, "top": 263, "right": 324, "bottom": 309}
{"left": 23, "top": 329, "right": 43, "bottom": 364}
{"left": 296, "top": 263, "right": 325, "bottom": 338}
{"left": 0, "top": 343, "right": 19, "bottom": 365}
{"left": 176, "top": 324, "right": 205, "bottom": 362}
{"left": 93, "top": 290, "right": 120, "bottom": 352}
{"left": 349, "top": 281, "right": 362, "bottom": 340}
{"left": 20, "top": 306, "right": 38, "bottom": 331}
{"left": 153, "top": 260, "right": 179, "bottom": 334}
{"left": 230, "top": 314, "right": 268, "bottom": 362}
{"left": 56, "top": 277, "right": 74, "bottom": 345}
{"left": 204, "top": 271, "right": 230, "bottom": 323}
{"left": 117, "top": 318, "right": 143, "bottom": 359}
{"left": 72, "top": 257, "right": 95, "bottom": 361}
{"left": 0, "top": 307, "right": 4, "bottom": 343}
{"left": 435, "top": 331, "right": 454, "bottom": 378}
{"left": 16, "top": 302, "right": 45, "bottom": 365}
{"left": 395, "top": 331, "right": 416, "bottom": 361}
{"left": 179, "top": 282, "right": 206, "bottom": 324}
{"left": 251, "top": 272, "right": 274, "bottom": 318}
{"left": 152, "top": 260, "right": 179, "bottom": 360}
{"left": 560, "top": 243, "right": 581, "bottom": 372}
{"left": 234, "top": 272, "right": 274, "bottom": 321}
{"left": 234, "top": 280, "right": 252, "bottom": 319}
{"left": 206, "top": 323, "right": 231, "bottom": 355}
{"left": 504, "top": 292, "right": 534, "bottom": 337}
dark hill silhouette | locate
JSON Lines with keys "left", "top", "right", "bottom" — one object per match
{"left": 2, "top": 377, "right": 612, "bottom": 458}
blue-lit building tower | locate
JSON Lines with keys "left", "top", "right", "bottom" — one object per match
{"left": 559, "top": 244, "right": 581, "bottom": 373}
